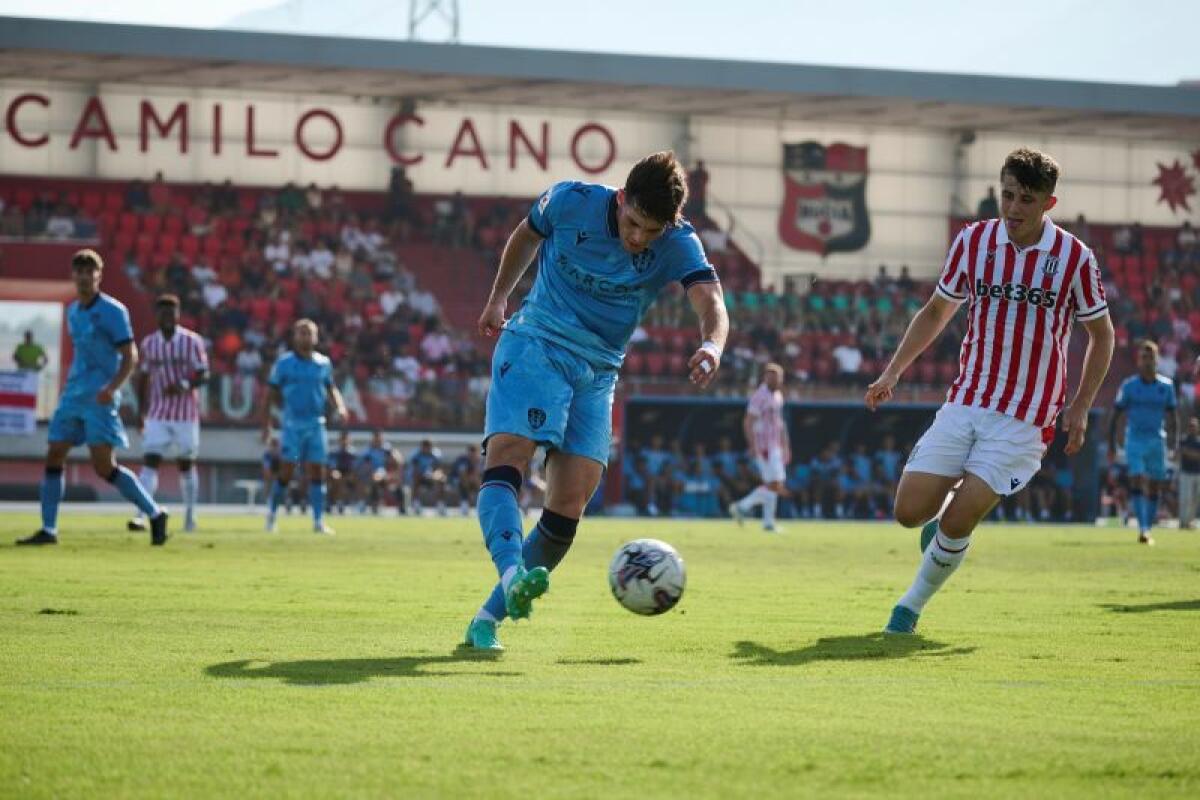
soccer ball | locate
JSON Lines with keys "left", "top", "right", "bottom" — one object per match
{"left": 608, "top": 539, "right": 686, "bottom": 615}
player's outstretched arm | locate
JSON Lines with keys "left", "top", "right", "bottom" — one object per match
{"left": 865, "top": 293, "right": 958, "bottom": 411}
{"left": 1061, "top": 314, "right": 1115, "bottom": 455}
{"left": 478, "top": 219, "right": 544, "bottom": 337}
{"left": 685, "top": 282, "right": 728, "bottom": 388}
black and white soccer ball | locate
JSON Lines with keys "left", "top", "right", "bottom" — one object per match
{"left": 608, "top": 538, "right": 686, "bottom": 615}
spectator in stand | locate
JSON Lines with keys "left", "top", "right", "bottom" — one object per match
{"left": 44, "top": 205, "right": 76, "bottom": 239}
{"left": 1179, "top": 221, "right": 1198, "bottom": 254}
{"left": 278, "top": 182, "right": 305, "bottom": 215}
{"left": 264, "top": 231, "right": 290, "bottom": 273}
{"left": 328, "top": 431, "right": 358, "bottom": 515}
{"left": 409, "top": 438, "right": 447, "bottom": 515}
{"left": 121, "top": 252, "right": 143, "bottom": 289}
{"left": 213, "top": 179, "right": 238, "bottom": 214}
{"left": 12, "top": 330, "right": 48, "bottom": 372}
{"left": 310, "top": 239, "right": 335, "bottom": 279}
{"left": 686, "top": 160, "right": 709, "bottom": 220}
{"left": 0, "top": 204, "right": 24, "bottom": 237}
{"left": 234, "top": 344, "right": 263, "bottom": 376}
{"left": 624, "top": 453, "right": 652, "bottom": 515}
{"left": 202, "top": 279, "right": 228, "bottom": 311}
{"left": 896, "top": 265, "right": 915, "bottom": 294}
{"left": 1072, "top": 213, "right": 1092, "bottom": 243}
{"left": 387, "top": 166, "right": 416, "bottom": 226}
{"left": 356, "top": 430, "right": 401, "bottom": 515}
{"left": 448, "top": 446, "right": 481, "bottom": 516}
{"left": 832, "top": 338, "right": 863, "bottom": 382}
{"left": 305, "top": 183, "right": 324, "bottom": 212}
{"left": 192, "top": 257, "right": 218, "bottom": 287}
{"left": 811, "top": 442, "right": 845, "bottom": 518}
{"left": 875, "top": 434, "right": 904, "bottom": 484}
{"left": 875, "top": 265, "right": 893, "bottom": 293}
{"left": 125, "top": 178, "right": 150, "bottom": 212}
{"left": 786, "top": 459, "right": 813, "bottom": 518}
{"left": 290, "top": 241, "right": 313, "bottom": 276}
{"left": 976, "top": 186, "right": 999, "bottom": 219}
{"left": 333, "top": 243, "right": 354, "bottom": 279}
{"left": 148, "top": 171, "right": 170, "bottom": 212}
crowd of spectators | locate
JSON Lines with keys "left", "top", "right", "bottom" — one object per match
{"left": 622, "top": 433, "right": 1076, "bottom": 522}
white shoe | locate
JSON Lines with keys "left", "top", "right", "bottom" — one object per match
{"left": 763, "top": 523, "right": 783, "bottom": 534}
{"left": 728, "top": 503, "right": 744, "bottom": 527}
{"left": 265, "top": 513, "right": 278, "bottom": 533}
{"left": 313, "top": 523, "right": 336, "bottom": 535}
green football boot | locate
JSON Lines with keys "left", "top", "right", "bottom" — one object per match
{"left": 504, "top": 565, "right": 550, "bottom": 620}
{"left": 463, "top": 619, "right": 504, "bottom": 651}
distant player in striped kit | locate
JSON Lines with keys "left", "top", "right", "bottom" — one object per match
{"left": 129, "top": 295, "right": 209, "bottom": 533}
{"left": 730, "top": 363, "right": 790, "bottom": 532}
{"left": 865, "top": 148, "right": 1115, "bottom": 634}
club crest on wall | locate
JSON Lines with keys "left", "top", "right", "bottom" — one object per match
{"left": 778, "top": 141, "right": 870, "bottom": 255}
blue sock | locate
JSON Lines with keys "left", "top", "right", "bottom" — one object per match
{"left": 479, "top": 510, "right": 579, "bottom": 622}
{"left": 1146, "top": 493, "right": 1159, "bottom": 532}
{"left": 268, "top": 479, "right": 287, "bottom": 515}
{"left": 40, "top": 467, "right": 64, "bottom": 534}
{"left": 1130, "top": 489, "right": 1145, "bottom": 531}
{"left": 478, "top": 466, "right": 525, "bottom": 582}
{"left": 107, "top": 466, "right": 159, "bottom": 517}
{"left": 310, "top": 480, "right": 325, "bottom": 525}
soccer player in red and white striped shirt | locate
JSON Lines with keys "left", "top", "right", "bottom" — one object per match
{"left": 864, "top": 148, "right": 1115, "bottom": 634}
{"left": 129, "top": 295, "right": 209, "bottom": 532}
{"left": 730, "top": 363, "right": 790, "bottom": 532}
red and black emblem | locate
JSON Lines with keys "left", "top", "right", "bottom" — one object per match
{"left": 778, "top": 141, "right": 870, "bottom": 255}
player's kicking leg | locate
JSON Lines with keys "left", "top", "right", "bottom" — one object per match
{"left": 886, "top": 472, "right": 996, "bottom": 634}
{"left": 17, "top": 440, "right": 73, "bottom": 545}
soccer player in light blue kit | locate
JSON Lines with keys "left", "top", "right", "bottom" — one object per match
{"left": 1109, "top": 340, "right": 1178, "bottom": 546}
{"left": 463, "top": 151, "right": 730, "bottom": 650}
{"left": 262, "top": 319, "right": 348, "bottom": 535}
{"left": 18, "top": 249, "right": 168, "bottom": 546}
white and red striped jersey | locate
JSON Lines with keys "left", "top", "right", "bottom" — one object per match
{"left": 139, "top": 326, "right": 208, "bottom": 422}
{"left": 747, "top": 383, "right": 786, "bottom": 456}
{"left": 936, "top": 217, "right": 1108, "bottom": 430}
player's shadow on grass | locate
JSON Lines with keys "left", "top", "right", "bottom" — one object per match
{"left": 206, "top": 652, "right": 519, "bottom": 686}
{"left": 1100, "top": 599, "right": 1200, "bottom": 614}
{"left": 731, "top": 634, "right": 975, "bottom": 667}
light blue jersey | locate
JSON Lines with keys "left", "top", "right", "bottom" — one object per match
{"left": 269, "top": 351, "right": 334, "bottom": 427}
{"left": 62, "top": 293, "right": 134, "bottom": 402}
{"left": 508, "top": 180, "right": 718, "bottom": 369}
{"left": 1115, "top": 374, "right": 1175, "bottom": 441}
{"left": 1116, "top": 373, "right": 1176, "bottom": 480}
{"left": 47, "top": 292, "right": 134, "bottom": 448}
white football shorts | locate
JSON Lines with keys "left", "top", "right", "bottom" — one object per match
{"left": 904, "top": 403, "right": 1047, "bottom": 496}
{"left": 755, "top": 448, "right": 787, "bottom": 484}
{"left": 142, "top": 419, "right": 200, "bottom": 460}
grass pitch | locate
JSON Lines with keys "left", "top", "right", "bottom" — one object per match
{"left": 2, "top": 512, "right": 1199, "bottom": 799}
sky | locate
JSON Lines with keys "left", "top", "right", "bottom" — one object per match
{"left": 1, "top": 0, "right": 1197, "bottom": 86}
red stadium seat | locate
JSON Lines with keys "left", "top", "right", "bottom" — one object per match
{"left": 103, "top": 192, "right": 124, "bottom": 212}
{"left": 180, "top": 235, "right": 200, "bottom": 259}
{"left": 645, "top": 353, "right": 666, "bottom": 376}
{"left": 157, "top": 233, "right": 179, "bottom": 256}
{"left": 119, "top": 212, "right": 139, "bottom": 234}
{"left": 625, "top": 353, "right": 645, "bottom": 375}
{"left": 163, "top": 214, "right": 184, "bottom": 236}
{"left": 141, "top": 215, "right": 162, "bottom": 235}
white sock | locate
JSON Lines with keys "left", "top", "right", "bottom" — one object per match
{"left": 473, "top": 607, "right": 498, "bottom": 623}
{"left": 180, "top": 469, "right": 199, "bottom": 517}
{"left": 763, "top": 490, "right": 778, "bottom": 527}
{"left": 898, "top": 527, "right": 971, "bottom": 613}
{"left": 136, "top": 466, "right": 159, "bottom": 520}
{"left": 738, "top": 486, "right": 769, "bottom": 511}
{"left": 500, "top": 565, "right": 518, "bottom": 594}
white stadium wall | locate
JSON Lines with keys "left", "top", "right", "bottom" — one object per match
{"left": 2, "top": 80, "right": 1196, "bottom": 283}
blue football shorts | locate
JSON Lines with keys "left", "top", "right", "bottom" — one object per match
{"left": 48, "top": 395, "right": 128, "bottom": 448}
{"left": 1126, "top": 435, "right": 1167, "bottom": 480}
{"left": 281, "top": 422, "right": 328, "bottom": 465}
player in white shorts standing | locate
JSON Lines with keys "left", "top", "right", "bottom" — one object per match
{"left": 730, "top": 362, "right": 790, "bottom": 533}
{"left": 865, "top": 148, "right": 1114, "bottom": 634}
{"left": 129, "top": 295, "right": 209, "bottom": 533}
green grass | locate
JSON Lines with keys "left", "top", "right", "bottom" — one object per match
{"left": 2, "top": 513, "right": 1199, "bottom": 799}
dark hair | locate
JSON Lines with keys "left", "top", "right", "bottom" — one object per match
{"left": 623, "top": 151, "right": 688, "bottom": 224}
{"left": 156, "top": 294, "right": 180, "bottom": 308}
{"left": 1001, "top": 148, "right": 1060, "bottom": 195}
{"left": 71, "top": 248, "right": 103, "bottom": 270}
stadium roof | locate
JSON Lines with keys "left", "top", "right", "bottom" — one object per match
{"left": 2, "top": 16, "right": 1199, "bottom": 140}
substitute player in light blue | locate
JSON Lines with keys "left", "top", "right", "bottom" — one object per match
{"left": 463, "top": 151, "right": 730, "bottom": 651}
{"left": 1109, "top": 340, "right": 1178, "bottom": 546}
{"left": 18, "top": 250, "right": 168, "bottom": 546}
{"left": 262, "top": 319, "right": 347, "bottom": 535}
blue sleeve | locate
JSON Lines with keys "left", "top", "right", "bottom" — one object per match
{"left": 666, "top": 230, "right": 719, "bottom": 289}
{"left": 527, "top": 181, "right": 575, "bottom": 238}
{"left": 103, "top": 302, "right": 134, "bottom": 347}
{"left": 268, "top": 357, "right": 285, "bottom": 387}
{"left": 1113, "top": 380, "right": 1128, "bottom": 410}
